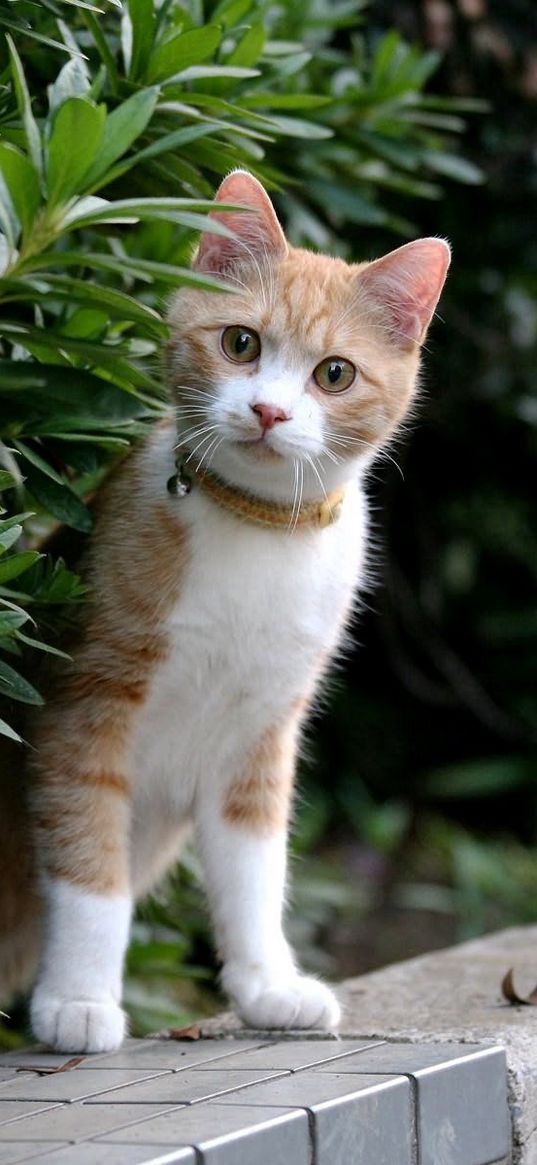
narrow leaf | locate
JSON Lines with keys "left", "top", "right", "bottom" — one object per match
{"left": 47, "top": 98, "right": 105, "bottom": 205}
{"left": 15, "top": 632, "right": 70, "bottom": 660}
{"left": 0, "top": 717, "right": 22, "bottom": 743}
{"left": 147, "top": 26, "right": 221, "bottom": 84}
{"left": 0, "top": 143, "right": 40, "bottom": 239}
{"left": 6, "top": 35, "right": 42, "bottom": 176}
{"left": 0, "top": 553, "right": 41, "bottom": 585}
{"left": 426, "top": 152, "right": 484, "bottom": 185}
{"left": 24, "top": 466, "right": 93, "bottom": 533}
{"left": 83, "top": 87, "right": 159, "bottom": 187}
{"left": 0, "top": 526, "right": 23, "bottom": 554}
{"left": 225, "top": 23, "right": 265, "bottom": 68}
{"left": 47, "top": 56, "right": 91, "bottom": 114}
{"left": 12, "top": 440, "right": 65, "bottom": 485}
{"left": 125, "top": 0, "right": 156, "bottom": 80}
{"left": 0, "top": 659, "right": 43, "bottom": 705}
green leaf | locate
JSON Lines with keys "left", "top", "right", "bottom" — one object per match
{"left": 308, "top": 178, "right": 385, "bottom": 225}
{"left": 425, "top": 757, "right": 532, "bottom": 799}
{"left": 0, "top": 526, "right": 23, "bottom": 554}
{"left": 0, "top": 658, "right": 43, "bottom": 705}
{"left": 4, "top": 274, "right": 166, "bottom": 335}
{"left": 426, "top": 152, "right": 484, "bottom": 185}
{"left": 0, "top": 362, "right": 151, "bottom": 426}
{"left": 262, "top": 114, "right": 332, "bottom": 140}
{"left": 265, "top": 51, "right": 311, "bottom": 78}
{"left": 167, "top": 64, "right": 260, "bottom": 83}
{"left": 83, "top": 87, "right": 160, "bottom": 188}
{"left": 23, "top": 250, "right": 238, "bottom": 292}
{"left": 61, "top": 197, "right": 237, "bottom": 233}
{"left": 0, "top": 180, "right": 19, "bottom": 251}
{"left": 12, "top": 439, "right": 65, "bottom": 485}
{"left": 0, "top": 143, "right": 40, "bottom": 240}
{"left": 125, "top": 0, "right": 156, "bottom": 80}
{"left": 24, "top": 465, "right": 93, "bottom": 533}
{"left": 47, "top": 98, "right": 105, "bottom": 205}
{"left": 109, "top": 122, "right": 222, "bottom": 175}
{"left": 0, "top": 323, "right": 158, "bottom": 386}
{"left": 242, "top": 93, "right": 331, "bottom": 110}
{"left": 14, "top": 631, "right": 70, "bottom": 660}
{"left": 147, "top": 26, "right": 221, "bottom": 84}
{"left": 225, "top": 23, "right": 265, "bottom": 68}
{"left": 212, "top": 0, "right": 252, "bottom": 25}
{"left": 0, "top": 471, "right": 17, "bottom": 492}
{"left": 0, "top": 552, "right": 41, "bottom": 585}
{"left": 0, "top": 514, "right": 33, "bottom": 535}
{"left": 83, "top": 10, "right": 119, "bottom": 91}
{"left": 0, "top": 716, "right": 22, "bottom": 744}
{"left": 0, "top": 610, "right": 29, "bottom": 634}
{"left": 47, "top": 56, "right": 91, "bottom": 114}
{"left": 6, "top": 35, "right": 43, "bottom": 177}
{"left": 2, "top": 17, "right": 83, "bottom": 57}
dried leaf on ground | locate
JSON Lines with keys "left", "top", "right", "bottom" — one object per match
{"left": 167, "top": 1023, "right": 203, "bottom": 1041}
{"left": 16, "top": 1056, "right": 85, "bottom": 1075}
{"left": 501, "top": 967, "right": 537, "bottom": 1005}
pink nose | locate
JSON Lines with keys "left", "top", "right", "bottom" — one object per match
{"left": 251, "top": 403, "right": 290, "bottom": 431}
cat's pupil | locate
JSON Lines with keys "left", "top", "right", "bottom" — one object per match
{"left": 235, "top": 333, "right": 250, "bottom": 354}
{"left": 328, "top": 362, "right": 342, "bottom": 383}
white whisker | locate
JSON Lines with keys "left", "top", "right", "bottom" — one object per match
{"left": 185, "top": 427, "right": 220, "bottom": 464}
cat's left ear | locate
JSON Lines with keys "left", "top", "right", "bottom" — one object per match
{"left": 358, "top": 238, "right": 451, "bottom": 349}
{"left": 194, "top": 170, "right": 288, "bottom": 275}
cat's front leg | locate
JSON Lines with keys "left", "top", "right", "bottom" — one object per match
{"left": 31, "top": 879, "right": 131, "bottom": 1054}
{"left": 196, "top": 720, "right": 341, "bottom": 1031}
{"left": 29, "top": 705, "right": 133, "bottom": 1054}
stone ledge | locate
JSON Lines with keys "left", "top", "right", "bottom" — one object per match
{"left": 0, "top": 1034, "right": 508, "bottom": 1165}
{"left": 200, "top": 926, "right": 537, "bottom": 1163}
{"left": 338, "top": 925, "right": 537, "bottom": 1165}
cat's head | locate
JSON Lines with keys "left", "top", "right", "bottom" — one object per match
{"left": 167, "top": 170, "right": 450, "bottom": 500}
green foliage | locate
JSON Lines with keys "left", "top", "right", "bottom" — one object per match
{"left": 0, "top": 0, "right": 476, "bottom": 741}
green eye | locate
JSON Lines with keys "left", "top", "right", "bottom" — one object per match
{"left": 314, "top": 357, "right": 355, "bottom": 393}
{"left": 221, "top": 326, "right": 261, "bottom": 363}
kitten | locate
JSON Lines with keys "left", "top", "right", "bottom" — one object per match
{"left": 0, "top": 170, "right": 449, "bottom": 1053}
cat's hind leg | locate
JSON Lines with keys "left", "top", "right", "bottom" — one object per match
{"left": 196, "top": 718, "right": 341, "bottom": 1031}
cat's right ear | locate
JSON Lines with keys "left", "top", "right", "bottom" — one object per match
{"left": 193, "top": 170, "right": 288, "bottom": 275}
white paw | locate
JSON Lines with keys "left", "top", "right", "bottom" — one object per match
{"left": 224, "top": 965, "right": 341, "bottom": 1031}
{"left": 31, "top": 991, "right": 126, "bottom": 1054}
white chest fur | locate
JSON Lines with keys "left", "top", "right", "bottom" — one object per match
{"left": 130, "top": 461, "right": 367, "bottom": 807}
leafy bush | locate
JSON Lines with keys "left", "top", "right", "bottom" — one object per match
{"left": 0, "top": 0, "right": 481, "bottom": 741}
{"left": 0, "top": 0, "right": 481, "bottom": 1034}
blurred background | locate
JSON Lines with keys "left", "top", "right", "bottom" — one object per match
{"left": 0, "top": 0, "right": 535, "bottom": 1041}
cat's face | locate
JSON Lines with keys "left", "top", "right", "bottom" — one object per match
{"left": 167, "top": 172, "right": 450, "bottom": 497}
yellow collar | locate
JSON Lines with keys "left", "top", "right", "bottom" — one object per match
{"left": 168, "top": 462, "right": 345, "bottom": 531}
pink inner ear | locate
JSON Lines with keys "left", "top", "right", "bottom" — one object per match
{"left": 360, "top": 238, "right": 451, "bottom": 347}
{"left": 195, "top": 170, "right": 288, "bottom": 275}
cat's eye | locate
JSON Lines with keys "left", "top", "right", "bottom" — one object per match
{"left": 221, "top": 326, "right": 261, "bottom": 364}
{"left": 313, "top": 357, "right": 355, "bottom": 393}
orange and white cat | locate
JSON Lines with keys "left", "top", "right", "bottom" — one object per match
{"left": 0, "top": 171, "right": 449, "bottom": 1053}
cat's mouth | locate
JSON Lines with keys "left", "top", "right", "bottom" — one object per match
{"left": 233, "top": 435, "right": 286, "bottom": 461}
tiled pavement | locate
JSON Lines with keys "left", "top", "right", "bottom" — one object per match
{"left": 0, "top": 1035, "right": 510, "bottom": 1164}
